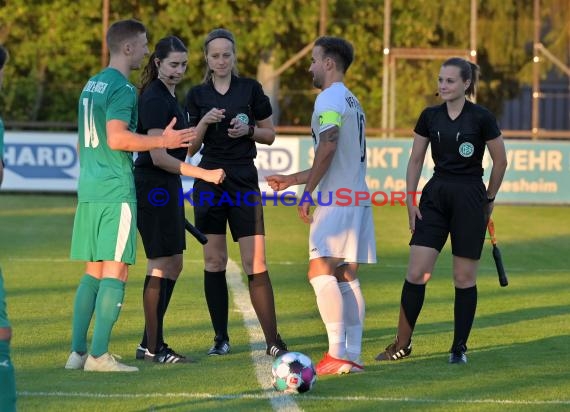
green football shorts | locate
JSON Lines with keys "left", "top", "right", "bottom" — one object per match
{"left": 70, "top": 202, "right": 137, "bottom": 265}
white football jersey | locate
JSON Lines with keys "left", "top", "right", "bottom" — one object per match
{"left": 311, "top": 82, "right": 370, "bottom": 205}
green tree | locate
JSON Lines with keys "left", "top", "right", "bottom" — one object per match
{"left": 0, "top": 0, "right": 567, "bottom": 132}
{"left": 0, "top": 0, "right": 101, "bottom": 122}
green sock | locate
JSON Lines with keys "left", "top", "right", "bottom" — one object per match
{"left": 90, "top": 278, "right": 125, "bottom": 357}
{"left": 71, "top": 274, "right": 100, "bottom": 353}
{"left": 0, "top": 340, "right": 16, "bottom": 412}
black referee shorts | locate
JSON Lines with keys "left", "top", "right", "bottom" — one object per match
{"left": 410, "top": 177, "right": 487, "bottom": 260}
{"left": 135, "top": 168, "right": 186, "bottom": 259}
{"left": 193, "top": 161, "right": 264, "bottom": 242}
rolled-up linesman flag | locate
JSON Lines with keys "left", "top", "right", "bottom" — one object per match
{"left": 185, "top": 219, "right": 208, "bottom": 245}
{"left": 487, "top": 218, "right": 508, "bottom": 287}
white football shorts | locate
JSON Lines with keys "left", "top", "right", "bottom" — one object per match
{"left": 309, "top": 206, "right": 377, "bottom": 263}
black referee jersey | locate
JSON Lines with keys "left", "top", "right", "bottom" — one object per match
{"left": 414, "top": 100, "right": 501, "bottom": 179}
{"left": 185, "top": 75, "right": 272, "bottom": 165}
{"left": 135, "top": 79, "right": 188, "bottom": 169}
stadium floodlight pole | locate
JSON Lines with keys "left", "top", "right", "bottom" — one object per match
{"left": 381, "top": 0, "right": 391, "bottom": 138}
{"left": 470, "top": 0, "right": 478, "bottom": 102}
{"left": 531, "top": 0, "right": 540, "bottom": 139}
{"left": 101, "top": 0, "right": 109, "bottom": 68}
{"left": 319, "top": 0, "right": 327, "bottom": 36}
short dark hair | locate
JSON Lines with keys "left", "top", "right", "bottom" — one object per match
{"left": 0, "top": 45, "right": 8, "bottom": 70}
{"left": 106, "top": 19, "right": 146, "bottom": 54}
{"left": 314, "top": 36, "right": 354, "bottom": 73}
{"left": 442, "top": 57, "right": 480, "bottom": 98}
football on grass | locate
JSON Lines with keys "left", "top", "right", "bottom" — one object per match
{"left": 271, "top": 351, "right": 316, "bottom": 394}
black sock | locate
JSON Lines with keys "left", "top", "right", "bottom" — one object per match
{"left": 248, "top": 271, "right": 278, "bottom": 346}
{"left": 155, "top": 278, "right": 169, "bottom": 349}
{"left": 157, "top": 278, "right": 176, "bottom": 349}
{"left": 204, "top": 270, "right": 229, "bottom": 341}
{"left": 401, "top": 279, "right": 426, "bottom": 331}
{"left": 140, "top": 275, "right": 152, "bottom": 348}
{"left": 142, "top": 276, "right": 161, "bottom": 353}
{"left": 452, "top": 285, "right": 477, "bottom": 351}
{"left": 165, "top": 278, "right": 176, "bottom": 307}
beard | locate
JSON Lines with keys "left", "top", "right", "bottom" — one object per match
{"left": 312, "top": 77, "right": 322, "bottom": 89}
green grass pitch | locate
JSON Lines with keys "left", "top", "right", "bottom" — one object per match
{"left": 1, "top": 194, "right": 569, "bottom": 411}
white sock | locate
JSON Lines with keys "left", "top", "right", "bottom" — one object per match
{"left": 309, "top": 275, "right": 345, "bottom": 359}
{"left": 339, "top": 279, "right": 365, "bottom": 362}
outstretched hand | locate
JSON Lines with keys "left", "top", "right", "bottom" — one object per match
{"left": 162, "top": 117, "right": 194, "bottom": 149}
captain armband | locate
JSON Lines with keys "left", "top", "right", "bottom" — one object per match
{"left": 319, "top": 111, "right": 342, "bottom": 127}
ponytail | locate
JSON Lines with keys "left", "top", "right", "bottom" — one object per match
{"left": 140, "top": 52, "right": 158, "bottom": 95}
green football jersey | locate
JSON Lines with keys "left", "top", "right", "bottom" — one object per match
{"left": 77, "top": 67, "right": 138, "bottom": 202}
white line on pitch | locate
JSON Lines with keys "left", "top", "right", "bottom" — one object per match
{"left": 225, "top": 259, "right": 302, "bottom": 412}
{"left": 17, "top": 391, "right": 570, "bottom": 406}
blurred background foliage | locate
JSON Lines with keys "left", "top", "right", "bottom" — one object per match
{"left": 0, "top": 0, "right": 568, "bottom": 131}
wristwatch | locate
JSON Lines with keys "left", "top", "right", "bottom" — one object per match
{"left": 487, "top": 196, "right": 496, "bottom": 203}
